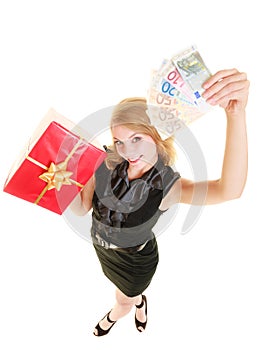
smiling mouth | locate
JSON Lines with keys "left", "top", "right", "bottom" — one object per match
{"left": 128, "top": 155, "right": 143, "bottom": 164}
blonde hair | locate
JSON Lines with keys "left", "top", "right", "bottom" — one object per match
{"left": 105, "top": 97, "right": 177, "bottom": 169}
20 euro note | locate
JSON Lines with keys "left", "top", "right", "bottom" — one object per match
{"left": 149, "top": 66, "right": 197, "bottom": 110}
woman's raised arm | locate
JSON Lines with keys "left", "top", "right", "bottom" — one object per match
{"left": 160, "top": 69, "right": 249, "bottom": 208}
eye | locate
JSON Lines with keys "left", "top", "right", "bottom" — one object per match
{"left": 114, "top": 140, "right": 123, "bottom": 146}
{"left": 132, "top": 136, "right": 142, "bottom": 143}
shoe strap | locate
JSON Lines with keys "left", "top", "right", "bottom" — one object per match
{"left": 135, "top": 296, "right": 144, "bottom": 309}
{"left": 106, "top": 311, "right": 116, "bottom": 323}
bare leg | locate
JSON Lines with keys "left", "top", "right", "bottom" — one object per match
{"left": 93, "top": 288, "right": 147, "bottom": 335}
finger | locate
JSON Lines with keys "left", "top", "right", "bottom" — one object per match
{"left": 214, "top": 92, "right": 247, "bottom": 109}
{"left": 203, "top": 68, "right": 240, "bottom": 89}
{"left": 205, "top": 80, "right": 248, "bottom": 104}
{"left": 203, "top": 72, "right": 248, "bottom": 100}
{"left": 207, "top": 85, "right": 249, "bottom": 106}
{"left": 203, "top": 71, "right": 247, "bottom": 99}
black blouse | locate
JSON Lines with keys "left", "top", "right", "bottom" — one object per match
{"left": 91, "top": 157, "right": 180, "bottom": 248}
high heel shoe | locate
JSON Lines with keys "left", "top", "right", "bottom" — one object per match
{"left": 93, "top": 310, "right": 117, "bottom": 337}
{"left": 135, "top": 295, "right": 147, "bottom": 332}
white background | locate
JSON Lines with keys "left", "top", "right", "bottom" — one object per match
{"left": 0, "top": 0, "right": 262, "bottom": 349}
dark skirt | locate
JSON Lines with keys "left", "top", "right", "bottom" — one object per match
{"left": 93, "top": 237, "right": 159, "bottom": 297}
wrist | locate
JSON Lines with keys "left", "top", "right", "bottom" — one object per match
{"left": 225, "top": 109, "right": 246, "bottom": 121}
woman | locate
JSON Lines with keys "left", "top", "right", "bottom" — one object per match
{"left": 72, "top": 68, "right": 249, "bottom": 336}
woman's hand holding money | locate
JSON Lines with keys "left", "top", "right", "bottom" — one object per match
{"left": 200, "top": 68, "right": 249, "bottom": 203}
{"left": 202, "top": 68, "right": 250, "bottom": 117}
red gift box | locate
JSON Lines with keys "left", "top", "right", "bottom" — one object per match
{"left": 3, "top": 110, "right": 106, "bottom": 214}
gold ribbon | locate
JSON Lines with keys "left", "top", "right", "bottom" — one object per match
{"left": 26, "top": 139, "right": 84, "bottom": 205}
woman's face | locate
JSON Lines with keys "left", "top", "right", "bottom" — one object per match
{"left": 112, "top": 125, "right": 158, "bottom": 171}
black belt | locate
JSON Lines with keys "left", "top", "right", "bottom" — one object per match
{"left": 93, "top": 231, "right": 148, "bottom": 254}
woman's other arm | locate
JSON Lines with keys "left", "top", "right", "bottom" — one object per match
{"left": 70, "top": 175, "right": 95, "bottom": 215}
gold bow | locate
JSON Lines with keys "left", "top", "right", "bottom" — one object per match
{"left": 26, "top": 138, "right": 84, "bottom": 206}
{"left": 38, "top": 161, "right": 73, "bottom": 191}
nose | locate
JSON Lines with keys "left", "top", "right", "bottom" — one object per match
{"left": 121, "top": 141, "right": 138, "bottom": 158}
